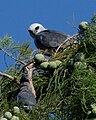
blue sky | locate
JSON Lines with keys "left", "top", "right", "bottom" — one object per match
{"left": 0, "top": 0, "right": 96, "bottom": 71}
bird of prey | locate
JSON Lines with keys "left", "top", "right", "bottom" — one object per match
{"left": 28, "top": 23, "right": 69, "bottom": 50}
{"left": 17, "top": 75, "right": 36, "bottom": 110}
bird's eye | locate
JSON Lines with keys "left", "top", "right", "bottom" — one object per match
{"left": 35, "top": 26, "right": 39, "bottom": 30}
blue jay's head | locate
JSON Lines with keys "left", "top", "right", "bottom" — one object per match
{"left": 28, "top": 23, "right": 47, "bottom": 38}
{"left": 20, "top": 75, "right": 28, "bottom": 84}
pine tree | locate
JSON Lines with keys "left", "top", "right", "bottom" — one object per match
{"left": 0, "top": 15, "right": 96, "bottom": 120}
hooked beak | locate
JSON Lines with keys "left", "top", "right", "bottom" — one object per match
{"left": 28, "top": 29, "right": 35, "bottom": 38}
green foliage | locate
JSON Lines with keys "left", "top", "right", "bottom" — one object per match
{"left": 0, "top": 14, "right": 96, "bottom": 120}
{"left": 0, "top": 35, "right": 14, "bottom": 50}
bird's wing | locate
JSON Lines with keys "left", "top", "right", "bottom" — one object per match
{"left": 36, "top": 30, "right": 68, "bottom": 48}
{"left": 17, "top": 90, "right": 36, "bottom": 106}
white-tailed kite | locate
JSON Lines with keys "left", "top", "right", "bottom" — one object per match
{"left": 28, "top": 23, "right": 69, "bottom": 50}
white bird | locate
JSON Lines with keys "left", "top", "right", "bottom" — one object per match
{"left": 28, "top": 23, "right": 69, "bottom": 50}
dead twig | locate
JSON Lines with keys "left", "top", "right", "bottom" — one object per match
{"left": 55, "top": 32, "right": 79, "bottom": 55}
{"left": 0, "top": 71, "right": 19, "bottom": 85}
{"left": 0, "top": 71, "right": 14, "bottom": 80}
{"left": 16, "top": 57, "right": 36, "bottom": 77}
{"left": 1, "top": 49, "right": 26, "bottom": 65}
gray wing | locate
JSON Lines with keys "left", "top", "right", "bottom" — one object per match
{"left": 17, "top": 75, "right": 36, "bottom": 107}
{"left": 36, "top": 30, "right": 68, "bottom": 48}
{"left": 17, "top": 89, "right": 36, "bottom": 106}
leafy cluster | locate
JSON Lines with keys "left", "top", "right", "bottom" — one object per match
{"left": 0, "top": 15, "right": 96, "bottom": 120}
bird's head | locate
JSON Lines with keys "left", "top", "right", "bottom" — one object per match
{"left": 28, "top": 23, "right": 47, "bottom": 38}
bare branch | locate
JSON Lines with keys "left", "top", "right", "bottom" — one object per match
{"left": 1, "top": 49, "right": 26, "bottom": 65}
{"left": 0, "top": 71, "right": 14, "bottom": 80}
{"left": 27, "top": 63, "right": 36, "bottom": 98}
{"left": 55, "top": 32, "right": 79, "bottom": 55}
{"left": 0, "top": 71, "right": 19, "bottom": 85}
{"left": 16, "top": 57, "right": 35, "bottom": 77}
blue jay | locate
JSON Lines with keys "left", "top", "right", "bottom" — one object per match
{"left": 17, "top": 75, "right": 36, "bottom": 110}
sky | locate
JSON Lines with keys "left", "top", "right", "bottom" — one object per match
{"left": 0, "top": 0, "right": 96, "bottom": 71}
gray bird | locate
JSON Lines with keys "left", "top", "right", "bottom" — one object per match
{"left": 17, "top": 75, "right": 36, "bottom": 110}
{"left": 28, "top": 23, "right": 69, "bottom": 50}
